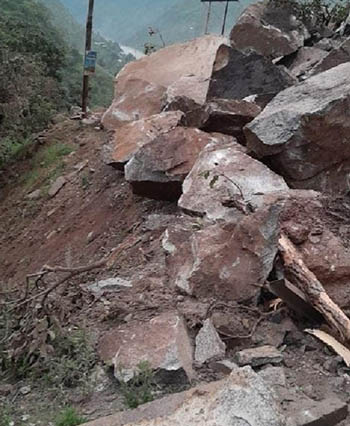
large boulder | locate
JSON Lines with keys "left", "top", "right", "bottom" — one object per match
{"left": 178, "top": 137, "right": 288, "bottom": 222}
{"left": 163, "top": 203, "right": 281, "bottom": 301}
{"left": 125, "top": 130, "right": 234, "bottom": 201}
{"left": 103, "top": 111, "right": 184, "bottom": 170}
{"left": 207, "top": 45, "right": 296, "bottom": 100}
{"left": 83, "top": 367, "right": 286, "bottom": 426}
{"left": 245, "top": 62, "right": 350, "bottom": 193}
{"left": 230, "top": 1, "right": 309, "bottom": 59}
{"left": 98, "top": 311, "right": 194, "bottom": 383}
{"left": 102, "top": 35, "right": 228, "bottom": 129}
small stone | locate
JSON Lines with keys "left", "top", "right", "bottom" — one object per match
{"left": 19, "top": 385, "right": 31, "bottom": 395}
{"left": 236, "top": 345, "right": 283, "bottom": 367}
{"left": 195, "top": 318, "right": 226, "bottom": 364}
{"left": 26, "top": 189, "right": 41, "bottom": 200}
{"left": 48, "top": 176, "right": 66, "bottom": 198}
{"left": 210, "top": 359, "right": 238, "bottom": 375}
{"left": 88, "top": 278, "right": 132, "bottom": 294}
{"left": 0, "top": 384, "right": 14, "bottom": 396}
{"left": 323, "top": 356, "right": 342, "bottom": 374}
{"left": 87, "top": 231, "right": 95, "bottom": 243}
{"left": 259, "top": 366, "right": 286, "bottom": 387}
{"left": 289, "top": 397, "right": 348, "bottom": 426}
{"left": 46, "top": 230, "right": 57, "bottom": 240}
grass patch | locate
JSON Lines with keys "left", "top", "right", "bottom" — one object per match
{"left": 119, "top": 361, "right": 155, "bottom": 409}
{"left": 39, "top": 143, "right": 74, "bottom": 168}
{"left": 54, "top": 407, "right": 86, "bottom": 426}
{"left": 0, "top": 137, "right": 33, "bottom": 169}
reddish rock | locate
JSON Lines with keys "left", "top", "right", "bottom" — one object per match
{"left": 104, "top": 111, "right": 184, "bottom": 170}
{"left": 207, "top": 45, "right": 296, "bottom": 101}
{"left": 163, "top": 203, "right": 281, "bottom": 301}
{"left": 201, "top": 98, "right": 261, "bottom": 143}
{"left": 102, "top": 35, "right": 228, "bottom": 129}
{"left": 178, "top": 137, "right": 288, "bottom": 222}
{"left": 245, "top": 62, "right": 350, "bottom": 193}
{"left": 98, "top": 311, "right": 194, "bottom": 383}
{"left": 102, "top": 79, "right": 166, "bottom": 130}
{"left": 230, "top": 2, "right": 309, "bottom": 59}
{"left": 125, "top": 129, "right": 233, "bottom": 201}
{"left": 312, "top": 37, "right": 350, "bottom": 75}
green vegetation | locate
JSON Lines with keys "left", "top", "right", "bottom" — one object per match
{"left": 54, "top": 407, "right": 86, "bottom": 426}
{"left": 118, "top": 361, "right": 156, "bottom": 409}
{"left": 0, "top": 0, "right": 132, "bottom": 170}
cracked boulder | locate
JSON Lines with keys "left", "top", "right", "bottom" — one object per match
{"left": 98, "top": 311, "right": 194, "bottom": 384}
{"left": 245, "top": 62, "right": 350, "bottom": 193}
{"left": 83, "top": 367, "right": 286, "bottom": 426}
{"left": 163, "top": 203, "right": 281, "bottom": 301}
{"left": 178, "top": 137, "right": 288, "bottom": 222}
{"left": 125, "top": 130, "right": 234, "bottom": 201}
{"left": 230, "top": 1, "right": 309, "bottom": 59}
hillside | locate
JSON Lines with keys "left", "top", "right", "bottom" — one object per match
{"left": 57, "top": 0, "right": 253, "bottom": 49}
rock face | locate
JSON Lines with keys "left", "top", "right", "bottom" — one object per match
{"left": 230, "top": 2, "right": 308, "bottom": 59}
{"left": 104, "top": 111, "right": 184, "bottom": 169}
{"left": 207, "top": 45, "right": 296, "bottom": 101}
{"left": 163, "top": 203, "right": 281, "bottom": 302}
{"left": 102, "top": 35, "right": 228, "bottom": 129}
{"left": 201, "top": 99, "right": 261, "bottom": 144}
{"left": 194, "top": 319, "right": 226, "bottom": 364}
{"left": 179, "top": 137, "right": 288, "bottom": 222}
{"left": 125, "top": 129, "right": 230, "bottom": 201}
{"left": 245, "top": 62, "right": 350, "bottom": 192}
{"left": 98, "top": 311, "right": 194, "bottom": 383}
{"left": 82, "top": 367, "right": 286, "bottom": 426}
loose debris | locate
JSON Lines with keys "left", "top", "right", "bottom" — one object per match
{"left": 305, "top": 329, "right": 350, "bottom": 367}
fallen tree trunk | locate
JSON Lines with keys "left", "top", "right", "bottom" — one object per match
{"left": 278, "top": 233, "right": 350, "bottom": 343}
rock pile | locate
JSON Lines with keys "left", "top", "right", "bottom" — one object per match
{"left": 92, "top": 2, "right": 350, "bottom": 425}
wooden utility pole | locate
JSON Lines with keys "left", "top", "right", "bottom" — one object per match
{"left": 82, "top": 0, "right": 95, "bottom": 117}
{"left": 221, "top": 1, "right": 229, "bottom": 35}
{"left": 204, "top": 1, "right": 212, "bottom": 34}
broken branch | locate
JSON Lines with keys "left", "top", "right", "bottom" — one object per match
{"left": 279, "top": 233, "right": 350, "bottom": 343}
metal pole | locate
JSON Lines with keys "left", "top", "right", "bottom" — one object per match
{"left": 221, "top": 0, "right": 229, "bottom": 35}
{"left": 82, "top": 0, "right": 94, "bottom": 117}
{"left": 204, "top": 1, "right": 212, "bottom": 34}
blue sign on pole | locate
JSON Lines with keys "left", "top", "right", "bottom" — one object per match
{"left": 84, "top": 50, "right": 97, "bottom": 75}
